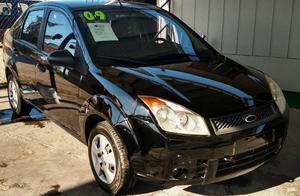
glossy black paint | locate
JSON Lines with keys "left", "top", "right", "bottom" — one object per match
{"left": 0, "top": 107, "right": 44, "bottom": 125}
{"left": 3, "top": 1, "right": 289, "bottom": 185}
{"left": 47, "top": 50, "right": 75, "bottom": 67}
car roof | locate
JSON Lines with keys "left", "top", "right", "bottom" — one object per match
{"left": 0, "top": 0, "right": 40, "bottom": 3}
{"left": 31, "top": 0, "right": 159, "bottom": 12}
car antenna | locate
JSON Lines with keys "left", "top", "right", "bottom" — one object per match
{"left": 117, "top": 0, "right": 123, "bottom": 7}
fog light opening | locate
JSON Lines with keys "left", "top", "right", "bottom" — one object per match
{"left": 172, "top": 167, "right": 187, "bottom": 179}
{"left": 275, "top": 138, "right": 283, "bottom": 154}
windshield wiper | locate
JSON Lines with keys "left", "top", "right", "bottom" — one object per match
{"left": 96, "top": 56, "right": 148, "bottom": 66}
{"left": 149, "top": 53, "right": 199, "bottom": 61}
{"left": 150, "top": 53, "right": 214, "bottom": 62}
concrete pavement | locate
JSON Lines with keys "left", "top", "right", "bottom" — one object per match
{"left": 0, "top": 88, "right": 299, "bottom": 196}
{"left": 0, "top": 47, "right": 7, "bottom": 84}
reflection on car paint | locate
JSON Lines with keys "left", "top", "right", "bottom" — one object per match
{"left": 0, "top": 107, "right": 44, "bottom": 125}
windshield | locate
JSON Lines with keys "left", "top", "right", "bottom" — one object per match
{"left": 76, "top": 7, "right": 217, "bottom": 65}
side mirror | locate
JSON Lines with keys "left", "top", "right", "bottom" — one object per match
{"left": 201, "top": 34, "right": 206, "bottom": 40}
{"left": 47, "top": 50, "right": 75, "bottom": 67}
{"left": 52, "top": 34, "right": 63, "bottom": 40}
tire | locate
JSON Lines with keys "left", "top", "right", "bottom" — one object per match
{"left": 7, "top": 74, "right": 32, "bottom": 116}
{"left": 88, "top": 121, "right": 136, "bottom": 194}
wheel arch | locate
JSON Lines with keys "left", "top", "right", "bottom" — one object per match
{"left": 81, "top": 95, "right": 140, "bottom": 156}
{"left": 5, "top": 67, "right": 13, "bottom": 80}
{"left": 5, "top": 58, "right": 19, "bottom": 82}
{"left": 84, "top": 114, "right": 106, "bottom": 143}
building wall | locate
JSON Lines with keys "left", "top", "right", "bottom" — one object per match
{"left": 170, "top": 0, "right": 300, "bottom": 93}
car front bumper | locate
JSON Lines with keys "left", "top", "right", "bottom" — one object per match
{"left": 132, "top": 109, "right": 288, "bottom": 185}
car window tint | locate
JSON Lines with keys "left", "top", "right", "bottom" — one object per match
{"left": 0, "top": 3, "right": 12, "bottom": 16}
{"left": 22, "top": 10, "right": 44, "bottom": 46}
{"left": 12, "top": 14, "right": 25, "bottom": 38}
{"left": 76, "top": 8, "right": 214, "bottom": 65}
{"left": 44, "top": 11, "right": 76, "bottom": 55}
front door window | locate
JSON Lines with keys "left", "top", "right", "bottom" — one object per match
{"left": 44, "top": 11, "right": 76, "bottom": 55}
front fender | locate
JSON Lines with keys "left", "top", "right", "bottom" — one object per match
{"left": 79, "top": 95, "right": 140, "bottom": 156}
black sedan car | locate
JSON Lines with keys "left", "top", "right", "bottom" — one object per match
{"left": 2, "top": 1, "right": 289, "bottom": 194}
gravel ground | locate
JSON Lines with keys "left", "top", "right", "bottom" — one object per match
{"left": 0, "top": 92, "right": 299, "bottom": 195}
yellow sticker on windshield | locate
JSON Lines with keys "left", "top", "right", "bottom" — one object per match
{"left": 95, "top": 11, "right": 106, "bottom": 21}
{"left": 83, "top": 11, "right": 106, "bottom": 22}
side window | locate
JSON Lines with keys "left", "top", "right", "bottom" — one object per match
{"left": 12, "top": 14, "right": 25, "bottom": 38}
{"left": 44, "top": 11, "right": 76, "bottom": 55}
{"left": 22, "top": 10, "right": 44, "bottom": 46}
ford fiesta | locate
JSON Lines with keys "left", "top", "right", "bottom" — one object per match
{"left": 2, "top": 1, "right": 289, "bottom": 194}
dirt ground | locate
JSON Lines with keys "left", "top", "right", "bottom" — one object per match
{"left": 0, "top": 88, "right": 299, "bottom": 196}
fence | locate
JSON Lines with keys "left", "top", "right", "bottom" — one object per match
{"left": 0, "top": 1, "right": 40, "bottom": 42}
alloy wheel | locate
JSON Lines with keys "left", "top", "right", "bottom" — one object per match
{"left": 8, "top": 80, "right": 18, "bottom": 110}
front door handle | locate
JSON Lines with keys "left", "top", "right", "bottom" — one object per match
{"left": 37, "top": 63, "right": 47, "bottom": 72}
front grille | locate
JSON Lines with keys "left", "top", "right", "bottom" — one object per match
{"left": 210, "top": 104, "right": 278, "bottom": 135}
{"left": 216, "top": 142, "right": 278, "bottom": 177}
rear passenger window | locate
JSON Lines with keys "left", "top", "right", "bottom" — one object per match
{"left": 44, "top": 11, "right": 76, "bottom": 55}
{"left": 22, "top": 10, "right": 44, "bottom": 46}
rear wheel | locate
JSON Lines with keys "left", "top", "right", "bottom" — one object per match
{"left": 88, "top": 121, "right": 136, "bottom": 194}
{"left": 7, "top": 75, "right": 31, "bottom": 116}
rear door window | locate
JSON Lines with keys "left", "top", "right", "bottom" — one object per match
{"left": 21, "top": 10, "right": 44, "bottom": 46}
{"left": 43, "top": 11, "right": 76, "bottom": 55}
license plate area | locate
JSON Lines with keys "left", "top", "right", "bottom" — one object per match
{"left": 235, "top": 136, "right": 268, "bottom": 155}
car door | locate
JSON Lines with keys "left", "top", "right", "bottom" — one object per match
{"left": 13, "top": 9, "right": 45, "bottom": 101}
{"left": 35, "top": 9, "right": 83, "bottom": 134}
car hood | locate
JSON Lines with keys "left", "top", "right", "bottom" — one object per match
{"left": 98, "top": 57, "right": 273, "bottom": 117}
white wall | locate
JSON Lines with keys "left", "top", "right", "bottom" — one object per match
{"left": 170, "top": 0, "right": 300, "bottom": 93}
{"left": 157, "top": 0, "right": 170, "bottom": 10}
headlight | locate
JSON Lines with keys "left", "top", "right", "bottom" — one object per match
{"left": 265, "top": 75, "right": 287, "bottom": 114}
{"left": 139, "top": 96, "right": 210, "bottom": 136}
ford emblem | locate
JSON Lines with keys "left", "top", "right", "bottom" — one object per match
{"left": 243, "top": 114, "right": 257, "bottom": 123}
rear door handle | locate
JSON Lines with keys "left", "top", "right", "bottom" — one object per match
{"left": 37, "top": 63, "right": 47, "bottom": 72}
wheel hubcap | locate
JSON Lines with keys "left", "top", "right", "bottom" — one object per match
{"left": 91, "top": 134, "right": 117, "bottom": 184}
{"left": 8, "top": 80, "right": 18, "bottom": 110}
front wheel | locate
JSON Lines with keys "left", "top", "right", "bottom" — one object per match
{"left": 7, "top": 75, "right": 31, "bottom": 116}
{"left": 88, "top": 121, "right": 136, "bottom": 194}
